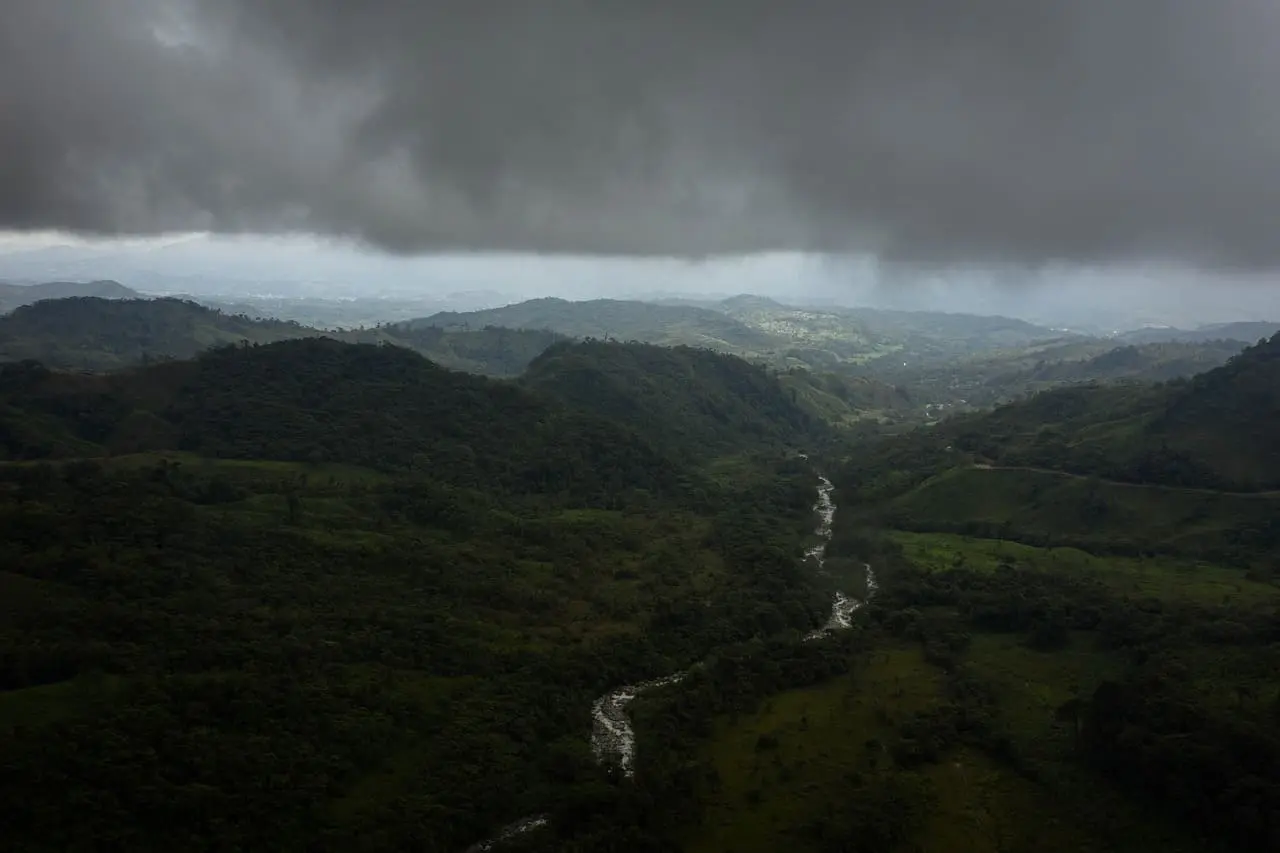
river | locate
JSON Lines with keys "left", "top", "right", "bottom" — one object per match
{"left": 465, "top": 464, "right": 875, "bottom": 849}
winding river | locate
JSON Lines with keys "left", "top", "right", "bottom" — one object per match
{"left": 466, "top": 464, "right": 875, "bottom": 849}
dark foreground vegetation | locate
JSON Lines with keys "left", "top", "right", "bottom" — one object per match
{"left": 0, "top": 337, "right": 839, "bottom": 851}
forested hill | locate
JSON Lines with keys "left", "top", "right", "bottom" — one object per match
{"left": 407, "top": 296, "right": 778, "bottom": 353}
{"left": 0, "top": 339, "right": 687, "bottom": 504}
{"left": 866, "top": 331, "right": 1280, "bottom": 492}
{"left": 0, "top": 297, "right": 321, "bottom": 368}
{"left": 0, "top": 296, "right": 562, "bottom": 376}
{"left": 985, "top": 340, "right": 1245, "bottom": 392}
{"left": 0, "top": 338, "right": 831, "bottom": 849}
{"left": 0, "top": 279, "right": 139, "bottom": 313}
{"left": 1149, "top": 331, "right": 1280, "bottom": 488}
{"left": 521, "top": 339, "right": 822, "bottom": 460}
{"left": 1116, "top": 320, "right": 1280, "bottom": 344}
{"left": 0, "top": 336, "right": 823, "bottom": 499}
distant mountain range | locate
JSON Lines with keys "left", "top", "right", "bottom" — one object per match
{"left": 409, "top": 294, "right": 1080, "bottom": 368}
{"left": 2, "top": 286, "right": 1274, "bottom": 427}
{"left": 0, "top": 297, "right": 562, "bottom": 377}
{"left": 1113, "top": 321, "right": 1280, "bottom": 345}
{"left": 413, "top": 297, "right": 782, "bottom": 354}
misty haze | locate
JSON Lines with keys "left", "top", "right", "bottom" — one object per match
{"left": 1, "top": 3, "right": 1278, "bottom": 853}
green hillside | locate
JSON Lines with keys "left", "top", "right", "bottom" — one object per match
{"left": 846, "top": 306, "right": 1066, "bottom": 356}
{"left": 0, "top": 339, "right": 691, "bottom": 502}
{"left": 411, "top": 297, "right": 778, "bottom": 354}
{"left": 0, "top": 297, "right": 322, "bottom": 368}
{"left": 849, "top": 335, "right": 1244, "bottom": 411}
{"left": 980, "top": 340, "right": 1243, "bottom": 398}
{"left": 0, "top": 297, "right": 908, "bottom": 433}
{"left": 0, "top": 297, "right": 562, "bottom": 377}
{"left": 831, "top": 334, "right": 1280, "bottom": 563}
{"left": 0, "top": 279, "right": 140, "bottom": 313}
{"left": 392, "top": 323, "right": 563, "bottom": 376}
{"left": 520, "top": 340, "right": 821, "bottom": 460}
{"left": 711, "top": 295, "right": 893, "bottom": 367}
{"left": 0, "top": 337, "right": 832, "bottom": 851}
{"left": 408, "top": 296, "right": 917, "bottom": 373}
{"left": 722, "top": 332, "right": 1280, "bottom": 853}
{"left": 903, "top": 333, "right": 1280, "bottom": 491}
{"left": 1117, "top": 321, "right": 1279, "bottom": 344}
{"left": 777, "top": 368, "right": 916, "bottom": 427}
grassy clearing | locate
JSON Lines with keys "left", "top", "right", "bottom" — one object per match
{"left": 914, "top": 747, "right": 1101, "bottom": 853}
{"left": 0, "top": 672, "right": 125, "bottom": 733}
{"left": 960, "top": 633, "right": 1199, "bottom": 852}
{"left": 678, "top": 637, "right": 1189, "bottom": 853}
{"left": 966, "top": 631, "right": 1120, "bottom": 760}
{"left": 683, "top": 644, "right": 942, "bottom": 853}
{"left": 889, "top": 530, "right": 1279, "bottom": 605}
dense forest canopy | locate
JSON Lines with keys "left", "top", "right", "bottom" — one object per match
{"left": 0, "top": 335, "right": 839, "bottom": 850}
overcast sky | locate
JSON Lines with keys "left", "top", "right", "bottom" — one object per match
{"left": 5, "top": 0, "right": 1280, "bottom": 273}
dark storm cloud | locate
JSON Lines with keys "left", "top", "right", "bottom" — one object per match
{"left": 4, "top": 0, "right": 1280, "bottom": 266}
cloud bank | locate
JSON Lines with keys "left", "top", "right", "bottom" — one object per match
{"left": 5, "top": 1, "right": 1280, "bottom": 267}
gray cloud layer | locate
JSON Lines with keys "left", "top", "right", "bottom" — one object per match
{"left": 4, "top": 0, "right": 1280, "bottom": 266}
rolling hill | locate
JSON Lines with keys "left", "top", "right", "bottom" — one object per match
{"left": 1115, "top": 320, "right": 1280, "bottom": 344}
{"left": 0, "top": 279, "right": 140, "bottom": 313}
{"left": 0, "top": 297, "right": 562, "bottom": 376}
{"left": 0, "top": 336, "right": 832, "bottom": 850}
{"left": 0, "top": 336, "right": 822, "bottom": 481}
{"left": 0, "top": 338, "right": 688, "bottom": 500}
{"left": 837, "top": 331, "right": 1280, "bottom": 539}
{"left": 982, "top": 340, "right": 1245, "bottom": 394}
{"left": 814, "top": 333, "right": 1280, "bottom": 853}
{"left": 409, "top": 297, "right": 779, "bottom": 354}
{"left": 0, "top": 297, "right": 322, "bottom": 368}
{"left": 841, "top": 305, "right": 1067, "bottom": 355}
{"left": 950, "top": 333, "right": 1280, "bottom": 491}
{"left": 520, "top": 340, "right": 822, "bottom": 460}
{"left": 0, "top": 298, "right": 903, "bottom": 432}
{"left": 709, "top": 295, "right": 892, "bottom": 367}
{"left": 850, "top": 335, "right": 1248, "bottom": 410}
{"left": 777, "top": 368, "right": 916, "bottom": 427}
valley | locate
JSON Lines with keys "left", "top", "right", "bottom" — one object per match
{"left": 0, "top": 282, "right": 1276, "bottom": 852}
{"left": 1, "top": 283, "right": 1263, "bottom": 431}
